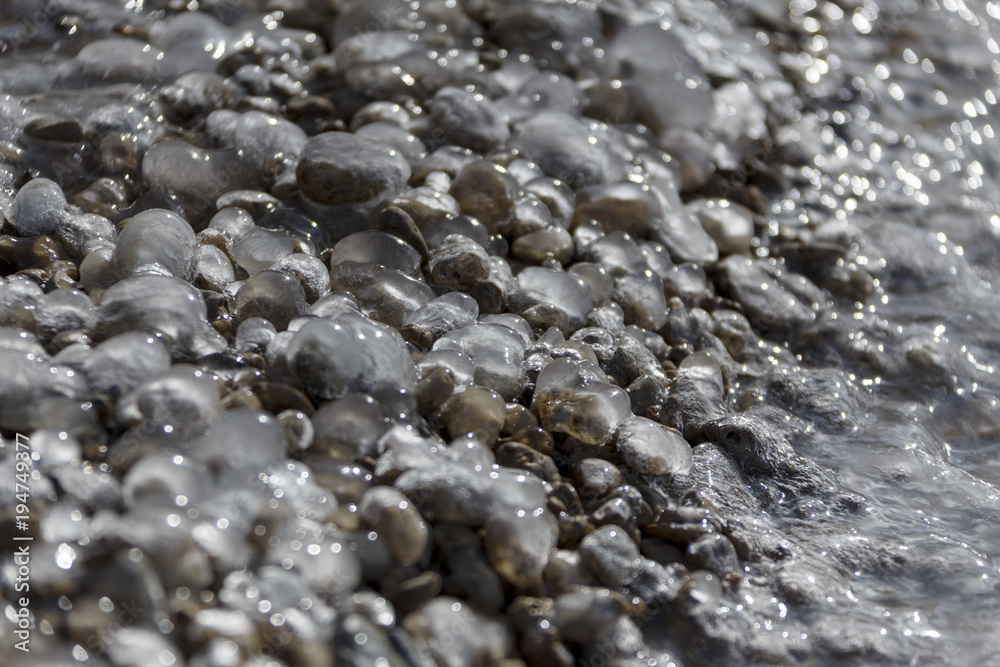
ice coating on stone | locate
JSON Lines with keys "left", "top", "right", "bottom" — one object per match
{"left": 511, "top": 226, "right": 574, "bottom": 265}
{"left": 0, "top": 351, "right": 86, "bottom": 419}
{"left": 403, "top": 597, "right": 514, "bottom": 667}
{"left": 553, "top": 586, "right": 629, "bottom": 643}
{"left": 650, "top": 209, "right": 720, "bottom": 266}
{"left": 402, "top": 291, "right": 479, "bottom": 342}
{"left": 79, "top": 332, "right": 172, "bottom": 398}
{"left": 328, "top": 230, "right": 422, "bottom": 279}
{"left": 611, "top": 23, "right": 714, "bottom": 134}
{"left": 8, "top": 177, "right": 69, "bottom": 236}
{"left": 194, "top": 409, "right": 286, "bottom": 471}
{"left": 509, "top": 111, "right": 623, "bottom": 188}
{"left": 532, "top": 357, "right": 631, "bottom": 445}
{"left": 57, "top": 212, "right": 117, "bottom": 257}
{"left": 96, "top": 275, "right": 225, "bottom": 359}
{"left": 120, "top": 366, "right": 222, "bottom": 432}
{"left": 114, "top": 208, "right": 197, "bottom": 279}
{"left": 428, "top": 234, "right": 491, "bottom": 291}
{"left": 264, "top": 522, "right": 361, "bottom": 598}
{"left": 33, "top": 288, "right": 96, "bottom": 343}
{"left": 296, "top": 131, "right": 411, "bottom": 206}
{"left": 390, "top": 185, "right": 460, "bottom": 231}
{"left": 142, "top": 140, "right": 258, "bottom": 212}
{"left": 422, "top": 214, "right": 490, "bottom": 250}
{"left": 123, "top": 452, "right": 212, "bottom": 509}
{"left": 59, "top": 38, "right": 164, "bottom": 85}
{"left": 208, "top": 206, "right": 255, "bottom": 238}
{"left": 285, "top": 313, "right": 417, "bottom": 401}
{"left": 448, "top": 161, "right": 518, "bottom": 235}
{"left": 230, "top": 226, "right": 300, "bottom": 273}
{"left": 614, "top": 415, "right": 693, "bottom": 476}
{"left": 417, "top": 349, "right": 476, "bottom": 389}
{"left": 511, "top": 267, "right": 594, "bottom": 334}
{"left": 393, "top": 455, "right": 556, "bottom": 586}
{"left": 264, "top": 460, "right": 338, "bottom": 523}
{"left": 433, "top": 323, "right": 527, "bottom": 400}
{"left": 356, "top": 268, "right": 435, "bottom": 328}
{"left": 440, "top": 385, "right": 506, "bottom": 445}
{"left": 483, "top": 501, "right": 559, "bottom": 588}
{"left": 355, "top": 121, "right": 427, "bottom": 162}
{"left": 232, "top": 110, "right": 308, "bottom": 173}
{"left": 194, "top": 244, "right": 235, "bottom": 291}
{"left": 269, "top": 253, "right": 331, "bottom": 302}
{"left": 713, "top": 255, "right": 816, "bottom": 340}
{"left": 583, "top": 232, "right": 651, "bottom": 277}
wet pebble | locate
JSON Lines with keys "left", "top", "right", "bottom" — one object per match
{"left": 296, "top": 131, "right": 411, "bottom": 206}
{"left": 285, "top": 313, "right": 417, "bottom": 401}
{"left": 614, "top": 416, "right": 693, "bottom": 477}
{"left": 234, "top": 269, "right": 309, "bottom": 330}
{"left": 113, "top": 208, "right": 197, "bottom": 280}
{"left": 432, "top": 86, "right": 510, "bottom": 153}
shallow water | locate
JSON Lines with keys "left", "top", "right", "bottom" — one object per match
{"left": 2, "top": 0, "right": 1000, "bottom": 665}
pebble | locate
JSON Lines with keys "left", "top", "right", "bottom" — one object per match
{"left": 511, "top": 225, "right": 574, "bottom": 265}
{"left": 403, "top": 597, "right": 514, "bottom": 667}
{"left": 231, "top": 226, "right": 299, "bottom": 273}
{"left": 296, "top": 131, "right": 411, "bottom": 206}
{"left": 284, "top": 313, "right": 417, "bottom": 401}
{"left": 3, "top": 1, "right": 987, "bottom": 665}
{"left": 511, "top": 266, "right": 594, "bottom": 334}
{"left": 95, "top": 275, "right": 225, "bottom": 359}
{"left": 359, "top": 485, "right": 429, "bottom": 566}
{"left": 328, "top": 230, "right": 423, "bottom": 279}
{"left": 193, "top": 244, "right": 235, "bottom": 292}
{"left": 234, "top": 269, "right": 309, "bottom": 330}
{"left": 433, "top": 323, "right": 528, "bottom": 400}
{"left": 554, "top": 586, "right": 630, "bottom": 643}
{"left": 611, "top": 23, "right": 713, "bottom": 134}
{"left": 510, "top": 111, "right": 622, "bottom": 187}
{"left": 9, "top": 177, "right": 69, "bottom": 237}
{"left": 439, "top": 385, "right": 507, "bottom": 445}
{"left": 579, "top": 525, "right": 642, "bottom": 589}
{"left": 431, "top": 86, "right": 510, "bottom": 153}
{"left": 355, "top": 121, "right": 428, "bottom": 162}
{"left": 614, "top": 416, "right": 693, "bottom": 476}
{"left": 113, "top": 208, "right": 197, "bottom": 280}
{"left": 428, "top": 234, "right": 491, "bottom": 290}
{"left": 688, "top": 198, "right": 755, "bottom": 256}
{"left": 402, "top": 291, "right": 479, "bottom": 347}
{"left": 448, "top": 161, "right": 518, "bottom": 235}
{"left": 269, "top": 253, "right": 331, "bottom": 302}
{"left": 532, "top": 358, "right": 631, "bottom": 445}
{"left": 142, "top": 140, "right": 258, "bottom": 215}
{"left": 574, "top": 182, "right": 663, "bottom": 236}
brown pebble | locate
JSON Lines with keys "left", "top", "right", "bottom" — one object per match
{"left": 252, "top": 381, "right": 316, "bottom": 417}
{"left": 439, "top": 385, "right": 506, "bottom": 446}
{"left": 25, "top": 116, "right": 84, "bottom": 142}
{"left": 496, "top": 441, "right": 560, "bottom": 483}
{"left": 377, "top": 206, "right": 430, "bottom": 262}
{"left": 387, "top": 571, "right": 443, "bottom": 618}
{"left": 415, "top": 366, "right": 456, "bottom": 416}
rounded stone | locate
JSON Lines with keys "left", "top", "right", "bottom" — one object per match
{"left": 296, "top": 131, "right": 411, "bottom": 206}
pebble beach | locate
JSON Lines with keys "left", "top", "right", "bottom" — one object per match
{"left": 2, "top": 1, "right": 1000, "bottom": 665}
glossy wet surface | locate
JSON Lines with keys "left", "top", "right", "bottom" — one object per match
{"left": 1, "top": 1, "right": 1000, "bottom": 665}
